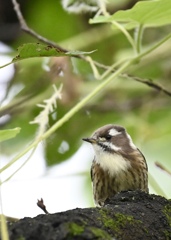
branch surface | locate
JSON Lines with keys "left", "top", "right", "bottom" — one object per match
{"left": 5, "top": 191, "right": 171, "bottom": 240}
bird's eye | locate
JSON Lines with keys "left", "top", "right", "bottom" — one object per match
{"left": 105, "top": 135, "right": 112, "bottom": 140}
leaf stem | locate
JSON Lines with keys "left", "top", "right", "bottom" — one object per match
{"left": 0, "top": 147, "right": 37, "bottom": 184}
{"left": 135, "top": 24, "right": 144, "bottom": 54}
{"left": 136, "top": 32, "right": 171, "bottom": 60}
{"left": 111, "top": 21, "right": 136, "bottom": 53}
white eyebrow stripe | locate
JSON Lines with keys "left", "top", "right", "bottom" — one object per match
{"left": 109, "top": 128, "right": 121, "bottom": 136}
{"left": 127, "top": 133, "right": 137, "bottom": 150}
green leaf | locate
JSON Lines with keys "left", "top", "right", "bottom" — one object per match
{"left": 13, "top": 43, "right": 66, "bottom": 60}
{"left": 0, "top": 43, "right": 95, "bottom": 68}
{"left": 90, "top": 0, "right": 171, "bottom": 28}
{"left": 0, "top": 128, "right": 21, "bottom": 142}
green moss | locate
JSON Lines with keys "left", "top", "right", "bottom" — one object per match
{"left": 163, "top": 204, "right": 171, "bottom": 239}
{"left": 90, "top": 227, "right": 112, "bottom": 240}
{"left": 163, "top": 204, "right": 171, "bottom": 227}
{"left": 163, "top": 230, "right": 171, "bottom": 240}
{"left": 99, "top": 208, "right": 147, "bottom": 237}
{"left": 67, "top": 222, "right": 84, "bottom": 236}
{"left": 16, "top": 237, "right": 25, "bottom": 240}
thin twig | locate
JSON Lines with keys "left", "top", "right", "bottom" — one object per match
{"left": 11, "top": 0, "right": 171, "bottom": 97}
{"left": 94, "top": 61, "right": 171, "bottom": 96}
{"left": 123, "top": 73, "right": 171, "bottom": 97}
{"left": 37, "top": 198, "right": 49, "bottom": 214}
{"left": 11, "top": 0, "right": 68, "bottom": 52}
{"left": 155, "top": 162, "right": 171, "bottom": 177}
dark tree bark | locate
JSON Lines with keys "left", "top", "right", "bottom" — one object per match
{"left": 5, "top": 191, "right": 171, "bottom": 240}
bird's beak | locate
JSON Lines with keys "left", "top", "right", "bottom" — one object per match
{"left": 82, "top": 137, "right": 97, "bottom": 144}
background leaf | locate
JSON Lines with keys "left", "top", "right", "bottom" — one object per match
{"left": 0, "top": 128, "right": 21, "bottom": 142}
{"left": 90, "top": 0, "right": 171, "bottom": 29}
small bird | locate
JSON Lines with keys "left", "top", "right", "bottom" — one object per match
{"left": 82, "top": 124, "right": 148, "bottom": 206}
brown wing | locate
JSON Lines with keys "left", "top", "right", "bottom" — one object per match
{"left": 137, "top": 148, "right": 149, "bottom": 193}
{"left": 137, "top": 148, "right": 148, "bottom": 171}
{"left": 90, "top": 159, "right": 95, "bottom": 182}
